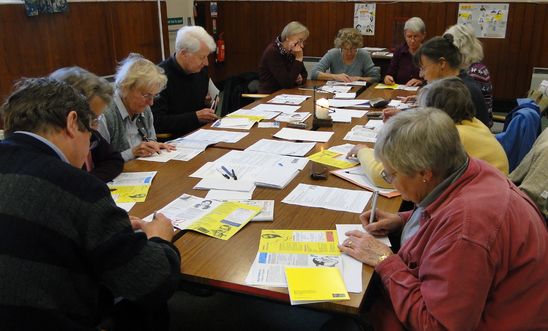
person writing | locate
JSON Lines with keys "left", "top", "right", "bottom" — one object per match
{"left": 99, "top": 53, "right": 176, "bottom": 161}
{"left": 258, "top": 21, "right": 309, "bottom": 93}
{"left": 311, "top": 28, "right": 380, "bottom": 83}
{"left": 384, "top": 17, "right": 426, "bottom": 86}
{"left": 340, "top": 107, "right": 547, "bottom": 330}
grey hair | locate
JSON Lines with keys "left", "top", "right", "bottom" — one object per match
{"left": 49, "top": 66, "right": 113, "bottom": 104}
{"left": 114, "top": 53, "right": 167, "bottom": 97}
{"left": 444, "top": 24, "right": 484, "bottom": 67}
{"left": 417, "top": 77, "right": 475, "bottom": 123}
{"left": 176, "top": 26, "right": 216, "bottom": 53}
{"left": 404, "top": 17, "right": 426, "bottom": 34}
{"left": 334, "top": 28, "right": 363, "bottom": 49}
{"left": 374, "top": 107, "right": 467, "bottom": 178}
{"left": 1, "top": 77, "right": 91, "bottom": 135}
{"left": 280, "top": 21, "right": 309, "bottom": 41}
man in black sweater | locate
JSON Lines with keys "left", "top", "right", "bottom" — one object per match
{"left": 152, "top": 26, "right": 218, "bottom": 137}
{"left": 0, "top": 78, "right": 181, "bottom": 330}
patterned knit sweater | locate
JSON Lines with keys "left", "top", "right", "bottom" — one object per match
{"left": 0, "top": 133, "right": 181, "bottom": 330}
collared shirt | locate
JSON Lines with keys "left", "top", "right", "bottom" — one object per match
{"left": 400, "top": 159, "right": 469, "bottom": 245}
{"left": 386, "top": 43, "right": 422, "bottom": 85}
{"left": 15, "top": 131, "right": 69, "bottom": 164}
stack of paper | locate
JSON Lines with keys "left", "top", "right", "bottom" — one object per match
{"left": 328, "top": 99, "right": 370, "bottom": 108}
{"left": 334, "top": 92, "right": 356, "bottom": 99}
{"left": 274, "top": 128, "right": 334, "bottom": 143}
{"left": 254, "top": 166, "right": 299, "bottom": 189}
{"left": 145, "top": 194, "right": 261, "bottom": 240}
{"left": 343, "top": 122, "right": 383, "bottom": 143}
{"left": 228, "top": 108, "right": 278, "bottom": 120}
{"left": 245, "top": 139, "right": 316, "bottom": 157}
{"left": 285, "top": 267, "right": 349, "bottom": 305}
{"left": 211, "top": 117, "right": 255, "bottom": 130}
{"left": 183, "top": 129, "right": 249, "bottom": 144}
{"left": 252, "top": 104, "right": 300, "bottom": 114}
{"left": 108, "top": 171, "right": 157, "bottom": 203}
{"left": 193, "top": 177, "right": 256, "bottom": 192}
{"left": 275, "top": 112, "right": 311, "bottom": 123}
{"left": 267, "top": 94, "right": 309, "bottom": 105}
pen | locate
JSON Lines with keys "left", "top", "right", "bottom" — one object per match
{"left": 369, "top": 190, "right": 379, "bottom": 223}
{"left": 216, "top": 167, "right": 230, "bottom": 179}
{"left": 345, "top": 170, "right": 365, "bottom": 176}
{"left": 221, "top": 165, "right": 234, "bottom": 179}
{"left": 210, "top": 94, "right": 219, "bottom": 111}
{"left": 231, "top": 169, "right": 238, "bottom": 180}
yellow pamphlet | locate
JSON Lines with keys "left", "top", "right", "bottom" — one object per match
{"left": 285, "top": 267, "right": 349, "bottom": 305}
{"left": 187, "top": 202, "right": 261, "bottom": 240}
{"left": 374, "top": 83, "right": 399, "bottom": 90}
{"left": 308, "top": 150, "right": 357, "bottom": 169}
{"left": 259, "top": 230, "right": 340, "bottom": 255}
{"left": 227, "top": 114, "right": 264, "bottom": 122}
{"left": 109, "top": 185, "right": 151, "bottom": 203}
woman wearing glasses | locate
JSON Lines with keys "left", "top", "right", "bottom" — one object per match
{"left": 311, "top": 28, "right": 380, "bottom": 83}
{"left": 99, "top": 53, "right": 175, "bottom": 161}
{"left": 340, "top": 107, "right": 547, "bottom": 330}
{"left": 50, "top": 66, "right": 123, "bottom": 182}
{"left": 347, "top": 77, "right": 509, "bottom": 189}
{"left": 258, "top": 21, "right": 309, "bottom": 93}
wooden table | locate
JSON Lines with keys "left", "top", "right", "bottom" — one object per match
{"left": 125, "top": 83, "right": 416, "bottom": 315}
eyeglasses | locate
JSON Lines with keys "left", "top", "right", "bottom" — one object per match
{"left": 140, "top": 92, "right": 160, "bottom": 101}
{"left": 380, "top": 169, "right": 397, "bottom": 184}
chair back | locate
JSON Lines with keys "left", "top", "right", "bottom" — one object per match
{"left": 219, "top": 72, "right": 259, "bottom": 117}
{"left": 496, "top": 99, "right": 541, "bottom": 171}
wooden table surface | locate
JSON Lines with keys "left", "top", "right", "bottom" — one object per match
{"left": 125, "top": 82, "right": 416, "bottom": 315}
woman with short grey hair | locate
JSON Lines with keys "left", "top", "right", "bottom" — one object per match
{"left": 176, "top": 25, "right": 216, "bottom": 53}
{"left": 384, "top": 16, "right": 426, "bottom": 86}
{"left": 50, "top": 66, "right": 123, "bottom": 182}
{"left": 258, "top": 21, "right": 309, "bottom": 93}
{"left": 339, "top": 107, "right": 547, "bottom": 330}
{"left": 445, "top": 23, "right": 493, "bottom": 126}
{"left": 311, "top": 28, "right": 380, "bottom": 83}
{"left": 99, "top": 53, "right": 175, "bottom": 161}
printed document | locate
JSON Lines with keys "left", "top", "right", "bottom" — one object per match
{"left": 328, "top": 99, "right": 370, "bottom": 108}
{"left": 275, "top": 112, "right": 311, "bottom": 123}
{"left": 267, "top": 94, "right": 309, "bottom": 105}
{"left": 273, "top": 127, "right": 334, "bottom": 143}
{"left": 211, "top": 117, "right": 255, "bottom": 130}
{"left": 228, "top": 108, "right": 278, "bottom": 120}
{"left": 282, "top": 183, "right": 372, "bottom": 213}
{"left": 252, "top": 104, "right": 300, "bottom": 114}
{"left": 331, "top": 166, "right": 400, "bottom": 198}
{"left": 183, "top": 129, "right": 249, "bottom": 144}
{"left": 245, "top": 139, "right": 316, "bottom": 156}
{"left": 108, "top": 171, "right": 157, "bottom": 203}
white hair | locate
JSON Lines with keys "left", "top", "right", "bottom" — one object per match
{"left": 445, "top": 24, "right": 484, "bottom": 68}
{"left": 114, "top": 53, "right": 167, "bottom": 97}
{"left": 280, "top": 21, "right": 309, "bottom": 41}
{"left": 175, "top": 26, "right": 216, "bottom": 53}
{"left": 404, "top": 17, "right": 426, "bottom": 34}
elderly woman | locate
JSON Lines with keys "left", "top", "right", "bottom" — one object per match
{"left": 310, "top": 28, "right": 379, "bottom": 83}
{"left": 384, "top": 17, "right": 426, "bottom": 86}
{"left": 99, "top": 53, "right": 175, "bottom": 161}
{"left": 340, "top": 107, "right": 547, "bottom": 330}
{"left": 414, "top": 34, "right": 490, "bottom": 127}
{"left": 348, "top": 77, "right": 509, "bottom": 189}
{"left": 258, "top": 21, "right": 309, "bottom": 93}
{"left": 445, "top": 24, "right": 493, "bottom": 127}
{"left": 50, "top": 66, "right": 123, "bottom": 182}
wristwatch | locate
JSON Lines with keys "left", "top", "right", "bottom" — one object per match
{"left": 378, "top": 254, "right": 390, "bottom": 264}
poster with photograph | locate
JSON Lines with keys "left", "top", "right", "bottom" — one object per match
{"left": 354, "top": 3, "right": 376, "bottom": 36}
{"left": 457, "top": 3, "right": 509, "bottom": 39}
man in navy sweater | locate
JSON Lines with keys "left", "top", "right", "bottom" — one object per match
{"left": 0, "top": 78, "right": 181, "bottom": 330}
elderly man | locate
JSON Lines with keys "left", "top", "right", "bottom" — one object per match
{"left": 152, "top": 26, "right": 218, "bottom": 137}
{"left": 0, "top": 78, "right": 180, "bottom": 330}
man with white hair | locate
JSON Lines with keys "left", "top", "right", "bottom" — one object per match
{"left": 152, "top": 26, "right": 219, "bottom": 137}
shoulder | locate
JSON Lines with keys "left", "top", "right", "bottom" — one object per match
{"left": 356, "top": 49, "right": 373, "bottom": 61}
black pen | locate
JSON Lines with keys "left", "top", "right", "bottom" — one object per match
{"left": 231, "top": 169, "right": 238, "bottom": 180}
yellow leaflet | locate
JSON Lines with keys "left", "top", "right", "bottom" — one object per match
{"left": 227, "top": 114, "right": 264, "bottom": 122}
{"left": 187, "top": 202, "right": 261, "bottom": 240}
{"left": 109, "top": 185, "right": 151, "bottom": 203}
{"left": 308, "top": 150, "right": 357, "bottom": 169}
{"left": 285, "top": 267, "right": 349, "bottom": 303}
{"left": 259, "top": 230, "right": 340, "bottom": 256}
{"left": 374, "top": 83, "right": 399, "bottom": 90}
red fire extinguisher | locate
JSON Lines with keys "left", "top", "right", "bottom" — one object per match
{"left": 216, "top": 33, "right": 225, "bottom": 63}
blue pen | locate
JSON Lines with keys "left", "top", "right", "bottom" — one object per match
{"left": 231, "top": 169, "right": 238, "bottom": 180}
{"left": 221, "top": 166, "right": 234, "bottom": 179}
{"left": 216, "top": 167, "right": 230, "bottom": 179}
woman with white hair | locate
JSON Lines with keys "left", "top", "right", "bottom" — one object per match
{"left": 340, "top": 107, "right": 547, "bottom": 330}
{"left": 258, "top": 21, "right": 309, "bottom": 93}
{"left": 152, "top": 25, "right": 219, "bottom": 136}
{"left": 311, "top": 28, "right": 380, "bottom": 83}
{"left": 384, "top": 17, "right": 426, "bottom": 86}
{"left": 99, "top": 53, "right": 175, "bottom": 161}
{"left": 445, "top": 23, "right": 493, "bottom": 127}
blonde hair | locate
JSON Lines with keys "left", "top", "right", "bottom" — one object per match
{"left": 114, "top": 53, "right": 167, "bottom": 97}
{"left": 280, "top": 21, "right": 309, "bottom": 41}
{"left": 334, "top": 28, "right": 363, "bottom": 49}
{"left": 445, "top": 24, "right": 484, "bottom": 68}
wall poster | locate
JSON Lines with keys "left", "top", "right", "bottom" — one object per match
{"left": 457, "top": 3, "right": 509, "bottom": 39}
{"left": 354, "top": 3, "right": 376, "bottom": 36}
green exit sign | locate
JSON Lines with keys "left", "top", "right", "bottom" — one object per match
{"left": 167, "top": 17, "right": 183, "bottom": 25}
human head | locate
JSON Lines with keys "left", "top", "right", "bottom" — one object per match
{"left": 175, "top": 26, "right": 216, "bottom": 73}
{"left": 374, "top": 107, "right": 467, "bottom": 203}
{"left": 114, "top": 53, "right": 167, "bottom": 115}
{"left": 1, "top": 77, "right": 93, "bottom": 167}
{"left": 49, "top": 66, "right": 113, "bottom": 119}
{"left": 281, "top": 21, "right": 309, "bottom": 41}
{"left": 403, "top": 17, "right": 426, "bottom": 52}
{"left": 414, "top": 35, "right": 461, "bottom": 82}
{"left": 444, "top": 24, "right": 484, "bottom": 68}
{"left": 417, "top": 77, "right": 475, "bottom": 123}
{"left": 334, "top": 28, "right": 363, "bottom": 61}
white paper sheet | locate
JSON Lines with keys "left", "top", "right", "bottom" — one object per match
{"left": 205, "top": 189, "right": 254, "bottom": 200}
{"left": 331, "top": 166, "right": 399, "bottom": 196}
{"left": 229, "top": 108, "right": 280, "bottom": 120}
{"left": 267, "top": 94, "right": 309, "bottom": 105}
{"left": 343, "top": 125, "right": 379, "bottom": 143}
{"left": 334, "top": 92, "right": 356, "bottom": 99}
{"left": 282, "top": 183, "right": 372, "bottom": 214}
{"left": 275, "top": 112, "right": 311, "bottom": 123}
{"left": 245, "top": 139, "right": 315, "bottom": 156}
{"left": 252, "top": 104, "right": 300, "bottom": 114}
{"left": 329, "top": 108, "right": 368, "bottom": 118}
{"left": 108, "top": 171, "right": 157, "bottom": 186}
{"left": 273, "top": 128, "right": 334, "bottom": 143}
{"left": 211, "top": 117, "right": 255, "bottom": 130}
{"left": 194, "top": 177, "right": 256, "bottom": 192}
{"left": 183, "top": 129, "right": 249, "bottom": 144}
{"left": 328, "top": 99, "right": 370, "bottom": 108}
